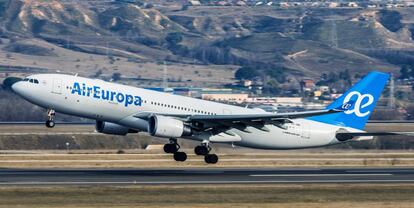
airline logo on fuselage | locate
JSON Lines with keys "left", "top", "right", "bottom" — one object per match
{"left": 71, "top": 82, "right": 142, "bottom": 107}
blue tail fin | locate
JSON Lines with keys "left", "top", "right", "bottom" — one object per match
{"left": 308, "top": 71, "right": 390, "bottom": 130}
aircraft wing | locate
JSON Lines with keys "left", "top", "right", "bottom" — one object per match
{"left": 135, "top": 106, "right": 346, "bottom": 122}
{"left": 134, "top": 103, "right": 349, "bottom": 131}
{"left": 186, "top": 108, "right": 343, "bottom": 123}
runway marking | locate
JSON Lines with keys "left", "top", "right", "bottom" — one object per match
{"left": 1, "top": 179, "right": 414, "bottom": 186}
{"left": 241, "top": 152, "right": 414, "bottom": 156}
{"left": 249, "top": 174, "right": 393, "bottom": 177}
{"left": 347, "top": 170, "right": 414, "bottom": 173}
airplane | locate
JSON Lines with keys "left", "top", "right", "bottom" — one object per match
{"left": 3, "top": 71, "right": 414, "bottom": 164}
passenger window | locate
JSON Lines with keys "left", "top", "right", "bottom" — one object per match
{"left": 23, "top": 78, "right": 29, "bottom": 82}
{"left": 29, "top": 79, "right": 34, "bottom": 83}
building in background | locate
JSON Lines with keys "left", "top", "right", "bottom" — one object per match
{"left": 202, "top": 93, "right": 249, "bottom": 104}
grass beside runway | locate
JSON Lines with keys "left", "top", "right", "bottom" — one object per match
{"left": 0, "top": 184, "right": 413, "bottom": 208}
{"left": 2, "top": 151, "right": 414, "bottom": 168}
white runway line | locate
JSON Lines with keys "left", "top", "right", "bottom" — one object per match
{"left": 249, "top": 174, "right": 393, "bottom": 177}
{"left": 347, "top": 170, "right": 414, "bottom": 173}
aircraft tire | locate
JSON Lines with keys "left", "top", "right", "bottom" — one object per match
{"left": 45, "top": 120, "right": 55, "bottom": 128}
{"left": 194, "top": 145, "right": 209, "bottom": 155}
{"left": 173, "top": 152, "right": 187, "bottom": 162}
{"left": 204, "top": 154, "right": 218, "bottom": 164}
{"left": 163, "top": 143, "right": 178, "bottom": 153}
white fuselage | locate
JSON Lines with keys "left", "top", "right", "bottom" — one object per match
{"left": 12, "top": 74, "right": 358, "bottom": 149}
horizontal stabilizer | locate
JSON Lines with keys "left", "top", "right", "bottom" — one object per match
{"left": 336, "top": 132, "right": 414, "bottom": 141}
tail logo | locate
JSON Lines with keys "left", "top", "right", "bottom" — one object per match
{"left": 343, "top": 91, "right": 374, "bottom": 117}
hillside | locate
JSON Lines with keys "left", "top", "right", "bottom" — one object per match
{"left": 0, "top": 1, "right": 413, "bottom": 85}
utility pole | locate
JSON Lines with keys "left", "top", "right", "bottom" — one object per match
{"left": 163, "top": 61, "right": 168, "bottom": 89}
{"left": 389, "top": 73, "right": 395, "bottom": 109}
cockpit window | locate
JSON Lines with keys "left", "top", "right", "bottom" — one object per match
{"left": 25, "top": 78, "right": 39, "bottom": 84}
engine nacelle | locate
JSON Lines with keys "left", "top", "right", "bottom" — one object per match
{"left": 95, "top": 121, "right": 137, "bottom": 136}
{"left": 148, "top": 115, "right": 192, "bottom": 138}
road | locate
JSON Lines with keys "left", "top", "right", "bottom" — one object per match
{"left": 1, "top": 167, "right": 414, "bottom": 186}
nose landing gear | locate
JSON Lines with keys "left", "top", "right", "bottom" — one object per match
{"left": 164, "top": 138, "right": 187, "bottom": 162}
{"left": 45, "top": 109, "right": 55, "bottom": 128}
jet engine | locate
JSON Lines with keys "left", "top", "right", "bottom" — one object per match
{"left": 95, "top": 121, "right": 138, "bottom": 135}
{"left": 148, "top": 115, "right": 192, "bottom": 138}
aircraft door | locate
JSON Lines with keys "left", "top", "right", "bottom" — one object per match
{"left": 52, "top": 79, "right": 62, "bottom": 94}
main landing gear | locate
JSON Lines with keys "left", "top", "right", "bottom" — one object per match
{"left": 163, "top": 139, "right": 218, "bottom": 164}
{"left": 194, "top": 142, "right": 218, "bottom": 164}
{"left": 164, "top": 138, "right": 187, "bottom": 162}
{"left": 45, "top": 109, "right": 55, "bottom": 128}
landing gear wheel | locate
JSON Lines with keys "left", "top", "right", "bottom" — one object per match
{"left": 163, "top": 143, "right": 178, "bottom": 154}
{"left": 204, "top": 154, "right": 218, "bottom": 164}
{"left": 173, "top": 152, "right": 187, "bottom": 162}
{"left": 164, "top": 139, "right": 180, "bottom": 154}
{"left": 194, "top": 145, "right": 209, "bottom": 156}
{"left": 45, "top": 120, "right": 55, "bottom": 128}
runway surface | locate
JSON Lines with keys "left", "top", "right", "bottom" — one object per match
{"left": 1, "top": 167, "right": 414, "bottom": 185}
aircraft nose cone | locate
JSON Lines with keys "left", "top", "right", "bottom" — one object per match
{"left": 3, "top": 77, "right": 23, "bottom": 90}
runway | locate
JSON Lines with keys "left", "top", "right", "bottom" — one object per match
{"left": 1, "top": 167, "right": 414, "bottom": 185}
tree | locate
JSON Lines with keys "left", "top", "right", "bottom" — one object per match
{"left": 263, "top": 79, "right": 281, "bottom": 95}
{"left": 378, "top": 10, "right": 403, "bottom": 32}
{"left": 166, "top": 32, "right": 183, "bottom": 45}
{"left": 181, "top": 4, "right": 189, "bottom": 11}
{"left": 112, "top": 72, "right": 121, "bottom": 81}
{"left": 411, "top": 66, "right": 414, "bottom": 78}
{"left": 266, "top": 68, "right": 286, "bottom": 83}
{"left": 328, "top": 72, "right": 338, "bottom": 82}
{"left": 321, "top": 73, "right": 328, "bottom": 80}
{"left": 407, "top": 105, "right": 414, "bottom": 120}
{"left": 339, "top": 69, "right": 351, "bottom": 81}
{"left": 399, "top": 65, "right": 411, "bottom": 79}
{"left": 235, "top": 66, "right": 259, "bottom": 80}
